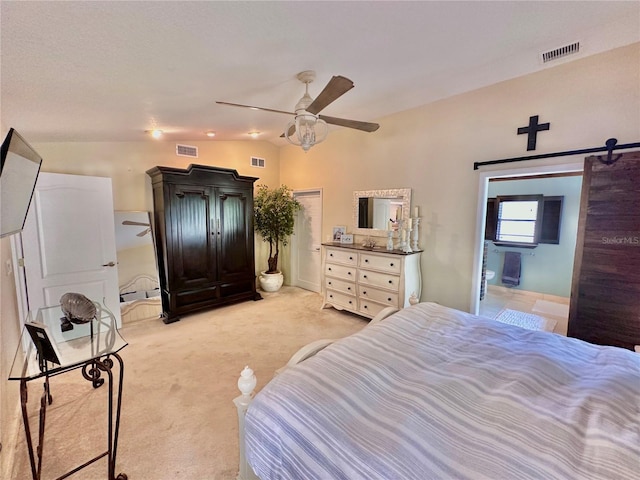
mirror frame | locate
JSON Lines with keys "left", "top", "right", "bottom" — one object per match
{"left": 353, "top": 188, "right": 411, "bottom": 237}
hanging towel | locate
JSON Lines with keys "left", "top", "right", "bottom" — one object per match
{"left": 502, "top": 251, "right": 521, "bottom": 286}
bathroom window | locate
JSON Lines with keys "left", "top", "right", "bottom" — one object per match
{"left": 494, "top": 195, "right": 543, "bottom": 247}
{"left": 485, "top": 195, "right": 564, "bottom": 246}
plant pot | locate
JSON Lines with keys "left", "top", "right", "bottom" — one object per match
{"left": 259, "top": 271, "right": 284, "bottom": 292}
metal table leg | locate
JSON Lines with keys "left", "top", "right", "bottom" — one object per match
{"left": 19, "top": 354, "right": 127, "bottom": 480}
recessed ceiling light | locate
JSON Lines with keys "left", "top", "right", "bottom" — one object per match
{"left": 248, "top": 131, "right": 260, "bottom": 139}
{"left": 205, "top": 131, "right": 216, "bottom": 137}
{"left": 146, "top": 129, "right": 163, "bottom": 139}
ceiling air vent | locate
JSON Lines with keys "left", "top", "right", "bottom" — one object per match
{"left": 541, "top": 42, "right": 580, "bottom": 64}
{"left": 176, "top": 144, "right": 198, "bottom": 158}
{"left": 251, "top": 156, "right": 265, "bottom": 168}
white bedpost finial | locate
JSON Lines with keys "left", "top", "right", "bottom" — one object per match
{"left": 235, "top": 366, "right": 259, "bottom": 480}
{"left": 238, "top": 366, "right": 257, "bottom": 398}
{"left": 409, "top": 293, "right": 419, "bottom": 305}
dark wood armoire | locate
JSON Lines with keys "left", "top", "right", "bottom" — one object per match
{"left": 568, "top": 151, "right": 640, "bottom": 349}
{"left": 147, "top": 164, "right": 262, "bottom": 323}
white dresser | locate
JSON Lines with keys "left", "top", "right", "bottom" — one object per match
{"left": 322, "top": 243, "right": 422, "bottom": 319}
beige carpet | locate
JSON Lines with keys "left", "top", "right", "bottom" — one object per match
{"left": 11, "top": 287, "right": 367, "bottom": 479}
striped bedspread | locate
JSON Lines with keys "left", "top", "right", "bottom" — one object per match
{"left": 245, "top": 302, "right": 640, "bottom": 479}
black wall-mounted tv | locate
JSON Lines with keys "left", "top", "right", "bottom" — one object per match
{"left": 0, "top": 128, "right": 43, "bottom": 238}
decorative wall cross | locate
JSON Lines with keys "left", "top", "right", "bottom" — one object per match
{"left": 517, "top": 115, "right": 550, "bottom": 151}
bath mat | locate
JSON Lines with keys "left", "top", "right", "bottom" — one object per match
{"left": 494, "top": 309, "right": 556, "bottom": 332}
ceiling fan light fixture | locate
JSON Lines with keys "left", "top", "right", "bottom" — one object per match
{"left": 248, "top": 131, "right": 260, "bottom": 139}
{"left": 205, "top": 131, "right": 216, "bottom": 137}
{"left": 285, "top": 112, "right": 328, "bottom": 152}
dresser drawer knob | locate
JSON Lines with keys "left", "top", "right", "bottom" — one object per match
{"left": 364, "top": 305, "right": 368, "bottom": 309}
{"left": 330, "top": 253, "right": 334, "bottom": 257}
{"left": 388, "top": 280, "right": 393, "bottom": 284}
{"left": 329, "top": 294, "right": 333, "bottom": 298}
{"left": 347, "top": 287, "right": 351, "bottom": 291}
{"left": 328, "top": 267, "right": 332, "bottom": 271}
{"left": 363, "top": 275, "right": 367, "bottom": 278}
{"left": 328, "top": 281, "right": 332, "bottom": 285}
{"left": 388, "top": 297, "right": 392, "bottom": 302}
{"left": 348, "top": 272, "right": 352, "bottom": 275}
{"left": 348, "top": 300, "right": 353, "bottom": 304}
{"left": 349, "top": 256, "right": 353, "bottom": 260}
{"left": 390, "top": 263, "right": 394, "bottom": 267}
{"left": 363, "top": 291, "right": 367, "bottom": 295}
{"left": 365, "top": 259, "right": 369, "bottom": 263}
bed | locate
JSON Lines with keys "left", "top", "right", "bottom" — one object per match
{"left": 236, "top": 302, "right": 640, "bottom": 480}
{"left": 119, "top": 274, "right": 162, "bottom": 324}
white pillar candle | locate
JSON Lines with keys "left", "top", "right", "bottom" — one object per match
{"left": 407, "top": 218, "right": 412, "bottom": 229}
{"left": 414, "top": 206, "right": 419, "bottom": 217}
{"left": 401, "top": 229, "right": 406, "bottom": 241}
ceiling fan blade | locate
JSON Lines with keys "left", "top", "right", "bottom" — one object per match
{"left": 319, "top": 115, "right": 380, "bottom": 133}
{"left": 123, "top": 220, "right": 150, "bottom": 226}
{"left": 215, "top": 101, "right": 295, "bottom": 116}
{"left": 280, "top": 124, "right": 297, "bottom": 139}
{"left": 136, "top": 228, "right": 151, "bottom": 237}
{"left": 307, "top": 76, "right": 354, "bottom": 115}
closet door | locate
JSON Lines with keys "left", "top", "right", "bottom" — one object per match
{"left": 568, "top": 151, "right": 640, "bottom": 349}
{"left": 217, "top": 186, "right": 253, "bottom": 289}
{"left": 168, "top": 184, "right": 217, "bottom": 291}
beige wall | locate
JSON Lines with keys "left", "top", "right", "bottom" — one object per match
{"left": 280, "top": 43, "right": 640, "bottom": 312}
{"left": 0, "top": 237, "right": 22, "bottom": 479}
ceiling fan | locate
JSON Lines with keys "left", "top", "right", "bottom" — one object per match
{"left": 122, "top": 220, "right": 151, "bottom": 237}
{"left": 216, "top": 71, "right": 380, "bottom": 152}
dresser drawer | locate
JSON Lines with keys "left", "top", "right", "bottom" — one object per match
{"left": 325, "top": 263, "right": 356, "bottom": 280}
{"left": 358, "top": 285, "right": 398, "bottom": 306}
{"left": 359, "top": 269, "right": 399, "bottom": 291}
{"left": 359, "top": 253, "right": 401, "bottom": 274}
{"left": 359, "top": 299, "right": 386, "bottom": 318}
{"left": 325, "top": 277, "right": 356, "bottom": 295}
{"left": 325, "top": 248, "right": 358, "bottom": 266}
{"left": 325, "top": 290, "right": 357, "bottom": 310}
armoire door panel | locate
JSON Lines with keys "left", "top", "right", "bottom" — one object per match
{"left": 169, "top": 185, "right": 217, "bottom": 288}
{"left": 218, "top": 189, "right": 251, "bottom": 280}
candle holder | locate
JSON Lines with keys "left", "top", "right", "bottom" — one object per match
{"left": 403, "top": 226, "right": 413, "bottom": 253}
{"left": 411, "top": 217, "right": 421, "bottom": 251}
{"left": 394, "top": 219, "right": 404, "bottom": 250}
{"left": 386, "top": 230, "right": 394, "bottom": 250}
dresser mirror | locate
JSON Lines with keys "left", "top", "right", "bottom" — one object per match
{"left": 353, "top": 188, "right": 411, "bottom": 237}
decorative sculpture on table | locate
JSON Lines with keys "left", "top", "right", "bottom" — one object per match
{"left": 60, "top": 292, "right": 96, "bottom": 332}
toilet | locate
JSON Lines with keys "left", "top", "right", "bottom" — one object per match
{"left": 483, "top": 269, "right": 495, "bottom": 297}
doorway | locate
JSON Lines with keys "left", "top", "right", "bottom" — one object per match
{"left": 291, "top": 189, "right": 322, "bottom": 292}
{"left": 471, "top": 161, "right": 584, "bottom": 327}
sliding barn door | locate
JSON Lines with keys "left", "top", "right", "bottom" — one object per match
{"left": 568, "top": 151, "right": 640, "bottom": 349}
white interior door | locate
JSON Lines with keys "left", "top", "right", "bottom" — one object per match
{"left": 292, "top": 189, "right": 322, "bottom": 292}
{"left": 21, "top": 172, "right": 121, "bottom": 326}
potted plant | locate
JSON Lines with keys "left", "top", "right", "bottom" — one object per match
{"left": 254, "top": 184, "right": 301, "bottom": 292}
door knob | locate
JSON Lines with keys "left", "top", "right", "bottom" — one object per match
{"left": 102, "top": 261, "right": 116, "bottom": 267}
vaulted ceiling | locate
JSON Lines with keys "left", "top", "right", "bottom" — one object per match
{"left": 2, "top": 1, "right": 638, "bottom": 145}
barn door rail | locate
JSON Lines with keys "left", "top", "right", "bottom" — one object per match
{"left": 473, "top": 138, "right": 640, "bottom": 170}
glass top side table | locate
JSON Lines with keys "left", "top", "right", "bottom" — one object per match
{"left": 9, "top": 300, "right": 128, "bottom": 480}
